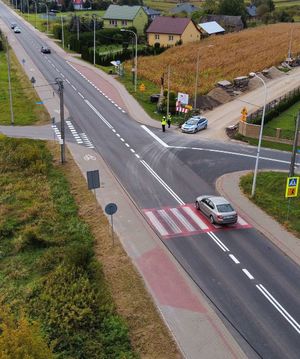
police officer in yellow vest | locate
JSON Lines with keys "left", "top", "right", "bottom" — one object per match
{"left": 167, "top": 113, "right": 172, "bottom": 128}
{"left": 161, "top": 116, "right": 167, "bottom": 132}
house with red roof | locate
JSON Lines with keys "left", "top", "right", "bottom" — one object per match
{"left": 146, "top": 16, "right": 200, "bottom": 47}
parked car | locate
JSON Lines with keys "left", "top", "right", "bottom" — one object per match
{"left": 14, "top": 27, "right": 21, "bottom": 33}
{"left": 11, "top": 22, "right": 17, "bottom": 29}
{"left": 41, "top": 46, "right": 51, "bottom": 54}
{"left": 181, "top": 116, "right": 208, "bottom": 133}
{"left": 195, "top": 195, "right": 238, "bottom": 225}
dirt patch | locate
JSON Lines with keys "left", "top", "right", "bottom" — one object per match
{"left": 47, "top": 142, "right": 182, "bottom": 359}
{"left": 208, "top": 87, "right": 233, "bottom": 104}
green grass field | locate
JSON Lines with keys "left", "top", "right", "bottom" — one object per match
{"left": 240, "top": 171, "right": 300, "bottom": 237}
{"left": 0, "top": 48, "right": 49, "bottom": 125}
{"left": 274, "top": 0, "right": 300, "bottom": 8}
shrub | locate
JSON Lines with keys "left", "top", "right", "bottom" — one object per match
{"left": 0, "top": 306, "right": 55, "bottom": 359}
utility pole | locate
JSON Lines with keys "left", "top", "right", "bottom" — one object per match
{"left": 289, "top": 112, "right": 300, "bottom": 177}
{"left": 6, "top": 37, "right": 14, "bottom": 125}
{"left": 93, "top": 15, "right": 96, "bottom": 65}
{"left": 194, "top": 48, "right": 200, "bottom": 109}
{"left": 166, "top": 64, "right": 170, "bottom": 117}
{"left": 56, "top": 78, "right": 65, "bottom": 164}
{"left": 77, "top": 16, "right": 80, "bottom": 41}
{"left": 61, "top": 16, "right": 65, "bottom": 49}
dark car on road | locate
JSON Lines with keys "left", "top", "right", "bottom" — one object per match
{"left": 11, "top": 22, "right": 17, "bottom": 29}
{"left": 41, "top": 46, "right": 51, "bottom": 54}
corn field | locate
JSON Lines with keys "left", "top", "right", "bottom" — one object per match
{"left": 132, "top": 23, "right": 300, "bottom": 95}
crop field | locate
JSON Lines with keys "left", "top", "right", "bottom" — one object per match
{"left": 136, "top": 23, "right": 300, "bottom": 95}
{"left": 274, "top": 0, "right": 300, "bottom": 8}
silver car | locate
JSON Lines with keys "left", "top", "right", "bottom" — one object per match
{"left": 195, "top": 195, "right": 238, "bottom": 224}
{"left": 181, "top": 116, "right": 208, "bottom": 133}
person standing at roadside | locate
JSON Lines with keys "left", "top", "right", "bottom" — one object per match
{"left": 167, "top": 113, "right": 172, "bottom": 128}
{"left": 161, "top": 116, "right": 167, "bottom": 132}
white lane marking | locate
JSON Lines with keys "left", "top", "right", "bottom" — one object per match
{"left": 130, "top": 148, "right": 135, "bottom": 153}
{"left": 170, "top": 208, "right": 195, "bottom": 231}
{"left": 72, "top": 85, "right": 76, "bottom": 90}
{"left": 135, "top": 154, "right": 140, "bottom": 159}
{"left": 140, "top": 160, "right": 185, "bottom": 205}
{"left": 169, "top": 145, "right": 298, "bottom": 166}
{"left": 242, "top": 269, "right": 254, "bottom": 280}
{"left": 182, "top": 207, "right": 209, "bottom": 230}
{"left": 120, "top": 138, "right": 125, "bottom": 142}
{"left": 125, "top": 143, "right": 130, "bottom": 147}
{"left": 112, "top": 129, "right": 116, "bottom": 133}
{"left": 78, "top": 92, "right": 84, "bottom": 99}
{"left": 229, "top": 254, "right": 240, "bottom": 264}
{"left": 207, "top": 231, "right": 229, "bottom": 252}
{"left": 65, "top": 79, "right": 70, "bottom": 84}
{"left": 116, "top": 133, "right": 120, "bottom": 137}
{"left": 158, "top": 210, "right": 181, "bottom": 234}
{"left": 141, "top": 125, "right": 169, "bottom": 148}
{"left": 85, "top": 100, "right": 113, "bottom": 129}
{"left": 237, "top": 216, "right": 248, "bottom": 226}
{"left": 145, "top": 211, "right": 168, "bottom": 236}
{"left": 256, "top": 284, "right": 300, "bottom": 334}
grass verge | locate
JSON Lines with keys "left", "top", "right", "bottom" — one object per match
{"left": 0, "top": 46, "right": 49, "bottom": 125}
{"left": 240, "top": 171, "right": 300, "bottom": 238}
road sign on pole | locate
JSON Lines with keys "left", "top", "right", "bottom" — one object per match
{"left": 105, "top": 203, "right": 118, "bottom": 246}
{"left": 285, "top": 176, "right": 299, "bottom": 198}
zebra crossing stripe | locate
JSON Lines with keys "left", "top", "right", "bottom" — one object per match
{"left": 237, "top": 216, "right": 248, "bottom": 226}
{"left": 170, "top": 208, "right": 195, "bottom": 231}
{"left": 157, "top": 210, "right": 181, "bottom": 234}
{"left": 145, "top": 211, "right": 168, "bottom": 236}
{"left": 182, "top": 207, "right": 209, "bottom": 230}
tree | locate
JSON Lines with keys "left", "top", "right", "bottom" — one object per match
{"left": 202, "top": 0, "right": 219, "bottom": 14}
{"left": 219, "top": 0, "right": 246, "bottom": 16}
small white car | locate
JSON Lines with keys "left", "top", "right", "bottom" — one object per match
{"left": 14, "top": 27, "right": 21, "bottom": 33}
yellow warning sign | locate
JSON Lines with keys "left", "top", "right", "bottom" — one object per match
{"left": 139, "top": 83, "right": 145, "bottom": 92}
{"left": 285, "top": 176, "right": 299, "bottom": 198}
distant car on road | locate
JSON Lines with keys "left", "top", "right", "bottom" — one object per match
{"left": 195, "top": 195, "right": 238, "bottom": 225}
{"left": 14, "top": 27, "right": 21, "bottom": 33}
{"left": 11, "top": 22, "right": 17, "bottom": 29}
{"left": 41, "top": 46, "right": 51, "bottom": 54}
{"left": 181, "top": 116, "right": 208, "bottom": 133}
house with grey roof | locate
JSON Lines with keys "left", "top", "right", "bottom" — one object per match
{"left": 143, "top": 6, "right": 160, "bottom": 21}
{"left": 102, "top": 5, "right": 148, "bottom": 35}
{"left": 200, "top": 15, "right": 244, "bottom": 32}
{"left": 170, "top": 3, "right": 200, "bottom": 16}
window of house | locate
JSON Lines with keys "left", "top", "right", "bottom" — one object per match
{"left": 109, "top": 20, "right": 117, "bottom": 26}
{"left": 155, "top": 34, "right": 159, "bottom": 39}
{"left": 169, "top": 35, "right": 173, "bottom": 41}
{"left": 122, "top": 20, "right": 127, "bottom": 25}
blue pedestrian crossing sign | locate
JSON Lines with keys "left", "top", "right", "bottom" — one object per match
{"left": 285, "top": 176, "right": 299, "bottom": 198}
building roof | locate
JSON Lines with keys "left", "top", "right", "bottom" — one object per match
{"left": 103, "top": 5, "right": 143, "bottom": 20}
{"left": 146, "top": 16, "right": 198, "bottom": 35}
{"left": 246, "top": 5, "right": 257, "bottom": 17}
{"left": 200, "top": 15, "right": 243, "bottom": 28}
{"left": 198, "top": 21, "right": 225, "bottom": 34}
{"left": 170, "top": 3, "right": 200, "bottom": 15}
{"left": 143, "top": 6, "right": 160, "bottom": 17}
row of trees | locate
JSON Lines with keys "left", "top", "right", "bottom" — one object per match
{"left": 192, "top": 0, "right": 293, "bottom": 25}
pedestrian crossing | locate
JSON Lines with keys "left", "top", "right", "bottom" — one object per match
{"left": 144, "top": 204, "right": 251, "bottom": 239}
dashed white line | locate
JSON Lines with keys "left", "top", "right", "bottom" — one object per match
{"left": 229, "top": 254, "right": 240, "bottom": 264}
{"left": 135, "top": 154, "right": 140, "bottom": 159}
{"left": 125, "top": 143, "right": 130, "bottom": 147}
{"left": 65, "top": 79, "right": 70, "bottom": 84}
{"left": 116, "top": 133, "right": 120, "bottom": 137}
{"left": 72, "top": 85, "right": 77, "bottom": 91}
{"left": 242, "top": 269, "right": 254, "bottom": 280}
{"left": 120, "top": 138, "right": 125, "bottom": 142}
{"left": 78, "top": 92, "right": 84, "bottom": 99}
{"left": 130, "top": 148, "right": 135, "bottom": 153}
{"left": 112, "top": 129, "right": 116, "bottom": 133}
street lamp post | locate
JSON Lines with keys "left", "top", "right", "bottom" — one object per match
{"left": 249, "top": 72, "right": 268, "bottom": 198}
{"left": 288, "top": 27, "right": 293, "bottom": 59}
{"left": 92, "top": 15, "right": 96, "bottom": 65}
{"left": 44, "top": 2, "right": 49, "bottom": 34}
{"left": 194, "top": 48, "right": 200, "bottom": 109}
{"left": 34, "top": 1, "right": 37, "bottom": 28}
{"left": 61, "top": 15, "right": 64, "bottom": 49}
{"left": 121, "top": 28, "right": 137, "bottom": 92}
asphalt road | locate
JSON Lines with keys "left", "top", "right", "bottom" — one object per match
{"left": 1, "top": 6, "right": 300, "bottom": 358}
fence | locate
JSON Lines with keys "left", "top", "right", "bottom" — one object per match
{"left": 239, "top": 121, "right": 300, "bottom": 145}
{"left": 246, "top": 86, "right": 300, "bottom": 124}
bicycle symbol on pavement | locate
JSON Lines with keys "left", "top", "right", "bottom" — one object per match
{"left": 83, "top": 154, "right": 96, "bottom": 161}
